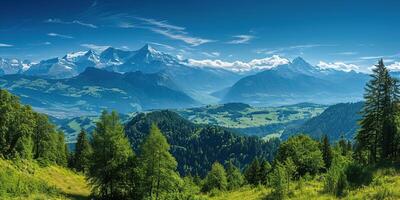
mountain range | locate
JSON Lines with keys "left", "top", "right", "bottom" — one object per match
{"left": 23, "top": 45, "right": 242, "bottom": 101}
{"left": 0, "top": 67, "right": 196, "bottom": 118}
{"left": 0, "top": 44, "right": 378, "bottom": 118}
{"left": 222, "top": 57, "right": 370, "bottom": 105}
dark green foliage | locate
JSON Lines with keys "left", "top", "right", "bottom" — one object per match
{"left": 276, "top": 135, "right": 324, "bottom": 177}
{"left": 260, "top": 159, "right": 272, "bottom": 185}
{"left": 0, "top": 89, "right": 68, "bottom": 166}
{"left": 139, "top": 124, "right": 181, "bottom": 199}
{"left": 345, "top": 163, "right": 373, "bottom": 187}
{"left": 244, "top": 158, "right": 261, "bottom": 185}
{"left": 88, "top": 111, "right": 134, "bottom": 199}
{"left": 356, "top": 59, "right": 400, "bottom": 164}
{"left": 243, "top": 157, "right": 272, "bottom": 186}
{"left": 125, "top": 110, "right": 280, "bottom": 176}
{"left": 321, "top": 135, "right": 333, "bottom": 170}
{"left": 338, "top": 137, "right": 352, "bottom": 157}
{"left": 73, "top": 129, "right": 92, "bottom": 172}
{"left": 202, "top": 162, "right": 228, "bottom": 192}
{"left": 226, "top": 161, "right": 244, "bottom": 190}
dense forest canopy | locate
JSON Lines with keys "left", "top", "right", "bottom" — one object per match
{"left": 125, "top": 110, "right": 280, "bottom": 176}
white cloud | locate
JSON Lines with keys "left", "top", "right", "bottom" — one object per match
{"left": 0, "top": 43, "right": 13, "bottom": 47}
{"left": 333, "top": 51, "right": 358, "bottom": 55}
{"left": 148, "top": 42, "right": 175, "bottom": 50}
{"left": 80, "top": 43, "right": 110, "bottom": 51}
{"left": 201, "top": 52, "right": 220, "bottom": 57}
{"left": 187, "top": 55, "right": 289, "bottom": 72}
{"left": 387, "top": 62, "right": 400, "bottom": 71}
{"left": 137, "top": 17, "right": 185, "bottom": 31}
{"left": 151, "top": 28, "right": 214, "bottom": 46}
{"left": 317, "top": 61, "right": 360, "bottom": 72}
{"left": 359, "top": 56, "right": 383, "bottom": 60}
{"left": 47, "top": 32, "right": 74, "bottom": 39}
{"left": 118, "top": 22, "right": 135, "bottom": 28}
{"left": 227, "top": 35, "right": 254, "bottom": 44}
{"left": 46, "top": 18, "right": 97, "bottom": 28}
{"left": 120, "top": 45, "right": 130, "bottom": 50}
{"left": 136, "top": 17, "right": 214, "bottom": 46}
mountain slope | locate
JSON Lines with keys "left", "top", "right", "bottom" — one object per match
{"left": 223, "top": 57, "right": 369, "bottom": 105}
{"left": 0, "top": 158, "right": 89, "bottom": 199}
{"left": 0, "top": 67, "right": 197, "bottom": 118}
{"left": 282, "top": 102, "right": 363, "bottom": 141}
{"left": 22, "top": 45, "right": 242, "bottom": 101}
{"left": 125, "top": 110, "right": 280, "bottom": 176}
{"left": 25, "top": 50, "right": 100, "bottom": 79}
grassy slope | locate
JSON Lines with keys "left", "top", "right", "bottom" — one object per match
{"left": 0, "top": 158, "right": 90, "bottom": 200}
{"left": 178, "top": 104, "right": 325, "bottom": 129}
{"left": 203, "top": 167, "right": 400, "bottom": 200}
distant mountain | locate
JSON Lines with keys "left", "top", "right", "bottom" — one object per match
{"left": 282, "top": 102, "right": 363, "bottom": 142}
{"left": 0, "top": 67, "right": 197, "bottom": 118}
{"left": 222, "top": 57, "right": 370, "bottom": 105}
{"left": 0, "top": 57, "right": 32, "bottom": 75}
{"left": 22, "top": 45, "right": 242, "bottom": 101}
{"left": 125, "top": 110, "right": 280, "bottom": 176}
{"left": 25, "top": 50, "right": 100, "bottom": 79}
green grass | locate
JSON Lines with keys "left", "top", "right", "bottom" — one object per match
{"left": 202, "top": 167, "right": 400, "bottom": 200}
{"left": 177, "top": 103, "right": 326, "bottom": 136}
{"left": 0, "top": 158, "right": 90, "bottom": 200}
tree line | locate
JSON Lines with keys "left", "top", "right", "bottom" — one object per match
{"left": 0, "top": 89, "right": 68, "bottom": 166}
{"left": 71, "top": 108, "right": 350, "bottom": 199}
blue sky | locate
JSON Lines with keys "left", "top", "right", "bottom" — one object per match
{"left": 1, "top": 0, "right": 399, "bottom": 71}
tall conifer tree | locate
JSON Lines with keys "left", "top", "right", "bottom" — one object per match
{"left": 356, "top": 59, "right": 399, "bottom": 163}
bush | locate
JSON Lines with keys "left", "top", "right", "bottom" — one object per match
{"left": 276, "top": 135, "right": 324, "bottom": 177}
{"left": 345, "top": 163, "right": 373, "bottom": 187}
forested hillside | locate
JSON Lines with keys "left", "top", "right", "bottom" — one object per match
{"left": 282, "top": 102, "right": 363, "bottom": 141}
{"left": 125, "top": 110, "right": 280, "bottom": 176}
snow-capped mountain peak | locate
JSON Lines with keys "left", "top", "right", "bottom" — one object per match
{"left": 63, "top": 51, "right": 87, "bottom": 60}
{"left": 0, "top": 57, "right": 33, "bottom": 74}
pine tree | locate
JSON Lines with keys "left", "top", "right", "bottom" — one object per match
{"left": 321, "top": 135, "right": 333, "bottom": 169}
{"left": 88, "top": 111, "right": 134, "bottom": 199}
{"left": 225, "top": 161, "right": 244, "bottom": 190}
{"left": 139, "top": 123, "right": 181, "bottom": 199}
{"left": 74, "top": 129, "right": 92, "bottom": 173}
{"left": 259, "top": 159, "right": 272, "bottom": 185}
{"left": 356, "top": 59, "right": 399, "bottom": 163}
{"left": 202, "top": 162, "right": 228, "bottom": 192}
{"left": 244, "top": 158, "right": 261, "bottom": 185}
